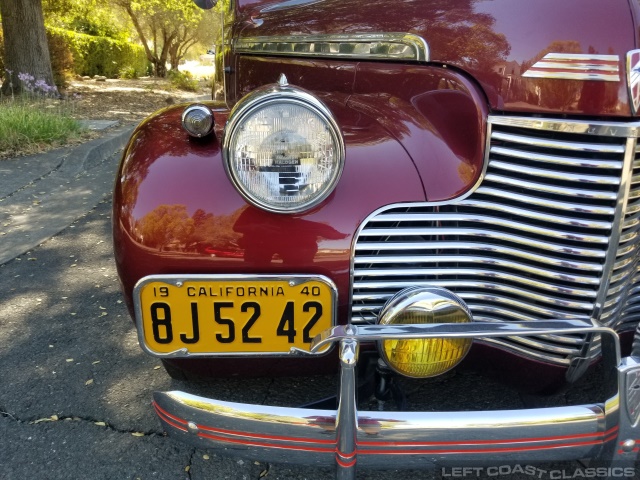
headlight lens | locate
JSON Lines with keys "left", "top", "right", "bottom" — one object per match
{"left": 378, "top": 287, "right": 473, "bottom": 378}
{"left": 223, "top": 85, "right": 344, "bottom": 213}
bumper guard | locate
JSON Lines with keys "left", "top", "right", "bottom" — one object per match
{"left": 153, "top": 320, "right": 640, "bottom": 479}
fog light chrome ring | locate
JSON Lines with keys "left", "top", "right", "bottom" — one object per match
{"left": 377, "top": 286, "right": 473, "bottom": 378}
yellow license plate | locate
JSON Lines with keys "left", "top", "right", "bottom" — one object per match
{"left": 135, "top": 276, "right": 336, "bottom": 356}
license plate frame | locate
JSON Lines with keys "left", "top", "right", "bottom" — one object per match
{"left": 133, "top": 274, "right": 337, "bottom": 357}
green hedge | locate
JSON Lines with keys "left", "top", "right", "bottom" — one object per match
{"left": 0, "top": 27, "right": 148, "bottom": 86}
{"left": 47, "top": 27, "right": 148, "bottom": 79}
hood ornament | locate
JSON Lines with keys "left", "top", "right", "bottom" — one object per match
{"left": 628, "top": 50, "right": 640, "bottom": 115}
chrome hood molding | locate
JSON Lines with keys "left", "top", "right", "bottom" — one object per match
{"left": 234, "top": 33, "right": 429, "bottom": 62}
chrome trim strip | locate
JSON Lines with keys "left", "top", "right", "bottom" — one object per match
{"left": 483, "top": 173, "right": 618, "bottom": 200}
{"left": 477, "top": 338, "right": 575, "bottom": 364}
{"left": 352, "top": 269, "right": 596, "bottom": 301}
{"left": 374, "top": 205, "right": 614, "bottom": 228}
{"left": 351, "top": 279, "right": 594, "bottom": 310}
{"left": 234, "top": 33, "right": 429, "bottom": 62}
{"left": 489, "top": 117, "right": 640, "bottom": 137}
{"left": 259, "top": 0, "right": 324, "bottom": 13}
{"left": 523, "top": 53, "right": 620, "bottom": 82}
{"left": 491, "top": 145, "right": 623, "bottom": 168}
{"left": 353, "top": 243, "right": 603, "bottom": 270}
{"left": 475, "top": 187, "right": 615, "bottom": 214}
{"left": 489, "top": 159, "right": 621, "bottom": 184}
{"left": 352, "top": 293, "right": 590, "bottom": 320}
{"left": 357, "top": 223, "right": 609, "bottom": 244}
{"left": 491, "top": 131, "right": 625, "bottom": 154}
{"left": 353, "top": 255, "right": 600, "bottom": 283}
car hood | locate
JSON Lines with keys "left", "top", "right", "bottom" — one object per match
{"left": 237, "top": 0, "right": 637, "bottom": 116}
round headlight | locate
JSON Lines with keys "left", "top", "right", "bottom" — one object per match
{"left": 378, "top": 287, "right": 473, "bottom": 378}
{"left": 223, "top": 83, "right": 344, "bottom": 213}
{"left": 182, "top": 104, "right": 214, "bottom": 137}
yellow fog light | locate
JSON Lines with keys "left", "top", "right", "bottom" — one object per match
{"left": 377, "top": 287, "right": 472, "bottom": 378}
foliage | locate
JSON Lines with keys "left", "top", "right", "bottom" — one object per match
{"left": 46, "top": 28, "right": 75, "bottom": 88}
{"left": 44, "top": 0, "right": 131, "bottom": 41}
{"left": 114, "top": 0, "right": 207, "bottom": 76}
{"left": 168, "top": 69, "right": 198, "bottom": 91}
{"left": 137, "top": 204, "right": 195, "bottom": 250}
{"left": 0, "top": 94, "right": 84, "bottom": 155}
{"left": 118, "top": 65, "right": 139, "bottom": 79}
{"left": 47, "top": 26, "right": 148, "bottom": 79}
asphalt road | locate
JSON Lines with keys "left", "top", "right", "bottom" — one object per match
{"left": 0, "top": 142, "right": 638, "bottom": 480}
{"left": 0, "top": 144, "right": 420, "bottom": 479}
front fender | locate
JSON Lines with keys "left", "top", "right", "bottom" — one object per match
{"left": 112, "top": 98, "right": 426, "bottom": 324}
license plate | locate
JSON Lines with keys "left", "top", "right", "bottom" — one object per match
{"left": 134, "top": 275, "right": 336, "bottom": 356}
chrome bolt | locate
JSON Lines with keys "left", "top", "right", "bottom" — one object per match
{"left": 187, "top": 421, "right": 199, "bottom": 434}
{"left": 289, "top": 281, "right": 295, "bottom": 286}
{"left": 176, "top": 281, "right": 183, "bottom": 287}
{"left": 621, "top": 439, "right": 636, "bottom": 452}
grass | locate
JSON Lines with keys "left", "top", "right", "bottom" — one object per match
{"left": 0, "top": 97, "right": 86, "bottom": 158}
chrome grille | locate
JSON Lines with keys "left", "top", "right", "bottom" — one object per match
{"left": 352, "top": 116, "right": 638, "bottom": 365}
{"left": 602, "top": 142, "right": 640, "bottom": 331}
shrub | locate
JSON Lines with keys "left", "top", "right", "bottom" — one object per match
{"left": 47, "top": 27, "right": 148, "bottom": 79}
{"left": 168, "top": 69, "right": 199, "bottom": 92}
{"left": 118, "top": 65, "right": 139, "bottom": 79}
{"left": 0, "top": 26, "right": 148, "bottom": 86}
{"left": 46, "top": 29, "right": 75, "bottom": 88}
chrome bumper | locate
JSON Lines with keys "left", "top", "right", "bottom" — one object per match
{"left": 153, "top": 320, "right": 640, "bottom": 479}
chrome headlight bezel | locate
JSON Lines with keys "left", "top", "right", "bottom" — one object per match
{"left": 222, "top": 83, "right": 345, "bottom": 214}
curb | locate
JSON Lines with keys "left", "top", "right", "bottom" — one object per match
{"left": 0, "top": 123, "right": 136, "bottom": 265}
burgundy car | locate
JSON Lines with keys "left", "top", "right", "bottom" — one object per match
{"left": 113, "top": 0, "right": 640, "bottom": 476}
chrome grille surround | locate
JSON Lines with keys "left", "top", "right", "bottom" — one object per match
{"left": 351, "top": 116, "right": 640, "bottom": 366}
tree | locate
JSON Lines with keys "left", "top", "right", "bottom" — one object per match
{"left": 0, "top": 0, "right": 56, "bottom": 95}
{"left": 114, "top": 0, "right": 204, "bottom": 77}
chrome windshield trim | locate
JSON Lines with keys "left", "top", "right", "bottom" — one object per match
{"left": 234, "top": 33, "right": 429, "bottom": 62}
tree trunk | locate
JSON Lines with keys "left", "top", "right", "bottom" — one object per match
{"left": 0, "top": 0, "right": 56, "bottom": 96}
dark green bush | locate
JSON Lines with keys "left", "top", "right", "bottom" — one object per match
{"left": 47, "top": 27, "right": 148, "bottom": 79}
{"left": 46, "top": 29, "right": 75, "bottom": 88}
